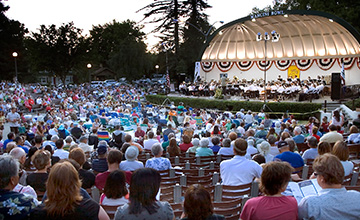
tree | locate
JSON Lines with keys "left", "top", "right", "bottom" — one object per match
{"left": 0, "top": 2, "right": 28, "bottom": 81}
{"left": 254, "top": 0, "right": 360, "bottom": 33}
{"left": 138, "top": 0, "right": 212, "bottom": 80}
{"left": 25, "top": 22, "right": 87, "bottom": 84}
{"left": 89, "top": 20, "right": 152, "bottom": 80}
{"left": 180, "top": 0, "right": 212, "bottom": 80}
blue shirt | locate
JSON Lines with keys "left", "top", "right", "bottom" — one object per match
{"left": 274, "top": 151, "right": 304, "bottom": 168}
{"left": 210, "top": 145, "right": 221, "bottom": 153}
{"left": 145, "top": 157, "right": 172, "bottom": 171}
{"left": 298, "top": 187, "right": 360, "bottom": 220}
{"left": 293, "top": 134, "right": 305, "bottom": 144}
{"left": 3, "top": 139, "right": 13, "bottom": 150}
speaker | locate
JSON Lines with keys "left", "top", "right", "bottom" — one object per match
{"left": 331, "top": 72, "right": 341, "bottom": 100}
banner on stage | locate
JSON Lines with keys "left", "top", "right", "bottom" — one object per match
{"left": 288, "top": 65, "right": 300, "bottom": 78}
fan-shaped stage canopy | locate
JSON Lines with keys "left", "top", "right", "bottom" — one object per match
{"left": 199, "top": 10, "right": 360, "bottom": 84}
{"left": 201, "top": 10, "right": 360, "bottom": 61}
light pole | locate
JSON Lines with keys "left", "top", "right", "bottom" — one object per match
{"left": 256, "top": 30, "right": 280, "bottom": 103}
{"left": 87, "top": 63, "right": 92, "bottom": 83}
{"left": 12, "top": 52, "right": 18, "bottom": 83}
{"left": 162, "top": 42, "right": 174, "bottom": 75}
{"left": 155, "top": 65, "right": 159, "bottom": 74}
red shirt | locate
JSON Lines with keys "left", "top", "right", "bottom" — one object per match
{"left": 179, "top": 143, "right": 193, "bottom": 152}
{"left": 95, "top": 170, "right": 132, "bottom": 190}
{"left": 312, "top": 134, "right": 321, "bottom": 141}
{"left": 240, "top": 196, "right": 298, "bottom": 220}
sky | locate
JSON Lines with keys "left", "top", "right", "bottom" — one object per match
{"left": 4, "top": 0, "right": 272, "bottom": 48}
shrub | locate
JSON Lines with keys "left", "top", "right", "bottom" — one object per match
{"left": 145, "top": 95, "right": 321, "bottom": 114}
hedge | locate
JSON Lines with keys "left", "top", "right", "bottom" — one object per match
{"left": 145, "top": 95, "right": 322, "bottom": 114}
{"left": 345, "top": 98, "right": 360, "bottom": 111}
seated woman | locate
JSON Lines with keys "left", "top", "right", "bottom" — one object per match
{"left": 181, "top": 184, "right": 224, "bottom": 220}
{"left": 26, "top": 149, "right": 51, "bottom": 193}
{"left": 145, "top": 143, "right": 172, "bottom": 171}
{"left": 114, "top": 168, "right": 174, "bottom": 220}
{"left": 30, "top": 161, "right": 109, "bottom": 220}
{"left": 347, "top": 125, "right": 360, "bottom": 144}
{"left": 240, "top": 161, "right": 298, "bottom": 220}
{"left": 167, "top": 137, "right": 181, "bottom": 157}
{"left": 179, "top": 135, "right": 193, "bottom": 152}
{"left": 298, "top": 153, "right": 360, "bottom": 219}
{"left": 332, "top": 140, "right": 354, "bottom": 176}
{"left": 100, "top": 170, "right": 129, "bottom": 206}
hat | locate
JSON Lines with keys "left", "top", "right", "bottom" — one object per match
{"left": 125, "top": 146, "right": 139, "bottom": 161}
{"left": 58, "top": 124, "right": 65, "bottom": 130}
{"left": 97, "top": 145, "right": 107, "bottom": 155}
{"left": 277, "top": 141, "right": 288, "bottom": 148}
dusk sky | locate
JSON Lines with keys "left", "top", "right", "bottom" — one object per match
{"left": 5, "top": 0, "right": 272, "bottom": 47}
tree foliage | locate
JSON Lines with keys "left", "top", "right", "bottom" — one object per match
{"left": 252, "top": 0, "right": 360, "bottom": 33}
{"left": 138, "top": 0, "right": 212, "bottom": 80}
{"left": 0, "top": 2, "right": 28, "bottom": 81}
{"left": 89, "top": 20, "right": 152, "bottom": 80}
{"left": 25, "top": 22, "right": 87, "bottom": 84}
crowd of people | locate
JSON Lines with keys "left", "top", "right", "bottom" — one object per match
{"left": 0, "top": 80, "right": 360, "bottom": 220}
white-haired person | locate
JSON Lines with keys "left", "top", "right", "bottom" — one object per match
{"left": 196, "top": 138, "right": 214, "bottom": 157}
{"left": 0, "top": 155, "right": 37, "bottom": 219}
{"left": 257, "top": 141, "right": 274, "bottom": 163}
{"left": 145, "top": 143, "right": 172, "bottom": 171}
{"left": 9, "top": 147, "right": 38, "bottom": 200}
{"left": 186, "top": 138, "right": 200, "bottom": 153}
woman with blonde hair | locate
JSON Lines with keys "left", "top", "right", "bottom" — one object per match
{"left": 332, "top": 140, "right": 354, "bottom": 176}
{"left": 30, "top": 161, "right": 109, "bottom": 220}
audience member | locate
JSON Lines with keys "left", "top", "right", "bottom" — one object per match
{"left": 331, "top": 141, "right": 354, "bottom": 176}
{"left": 220, "top": 138, "right": 262, "bottom": 185}
{"left": 92, "top": 141, "right": 109, "bottom": 173}
{"left": 167, "top": 137, "right": 181, "bottom": 157}
{"left": 53, "top": 138, "right": 69, "bottom": 159}
{"left": 319, "top": 124, "right": 343, "bottom": 144}
{"left": 100, "top": 170, "right": 129, "bottom": 206}
{"left": 119, "top": 146, "right": 144, "bottom": 171}
{"left": 257, "top": 141, "right": 274, "bottom": 163}
{"left": 302, "top": 136, "right": 319, "bottom": 160}
{"left": 26, "top": 149, "right": 51, "bottom": 192}
{"left": 318, "top": 141, "right": 331, "bottom": 155}
{"left": 298, "top": 154, "right": 360, "bottom": 219}
{"left": 145, "top": 143, "right": 172, "bottom": 171}
{"left": 186, "top": 138, "right": 200, "bottom": 154}
{"left": 179, "top": 134, "right": 193, "bottom": 152}
{"left": 114, "top": 168, "right": 174, "bottom": 220}
{"left": 196, "top": 138, "right": 214, "bottom": 157}
{"left": 273, "top": 141, "right": 304, "bottom": 168}
{"left": 0, "top": 155, "right": 37, "bottom": 219}
{"left": 241, "top": 161, "right": 297, "bottom": 220}
{"left": 69, "top": 147, "right": 95, "bottom": 189}
{"left": 30, "top": 161, "right": 109, "bottom": 220}
{"left": 181, "top": 184, "right": 225, "bottom": 220}
{"left": 143, "top": 131, "right": 160, "bottom": 150}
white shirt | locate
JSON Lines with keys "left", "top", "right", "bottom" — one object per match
{"left": 269, "top": 146, "right": 280, "bottom": 156}
{"left": 7, "top": 111, "right": 20, "bottom": 127}
{"left": 243, "top": 114, "right": 253, "bottom": 124}
{"left": 79, "top": 142, "right": 93, "bottom": 153}
{"left": 220, "top": 155, "right": 262, "bottom": 185}
{"left": 53, "top": 149, "right": 69, "bottom": 160}
{"left": 143, "top": 138, "right": 160, "bottom": 150}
